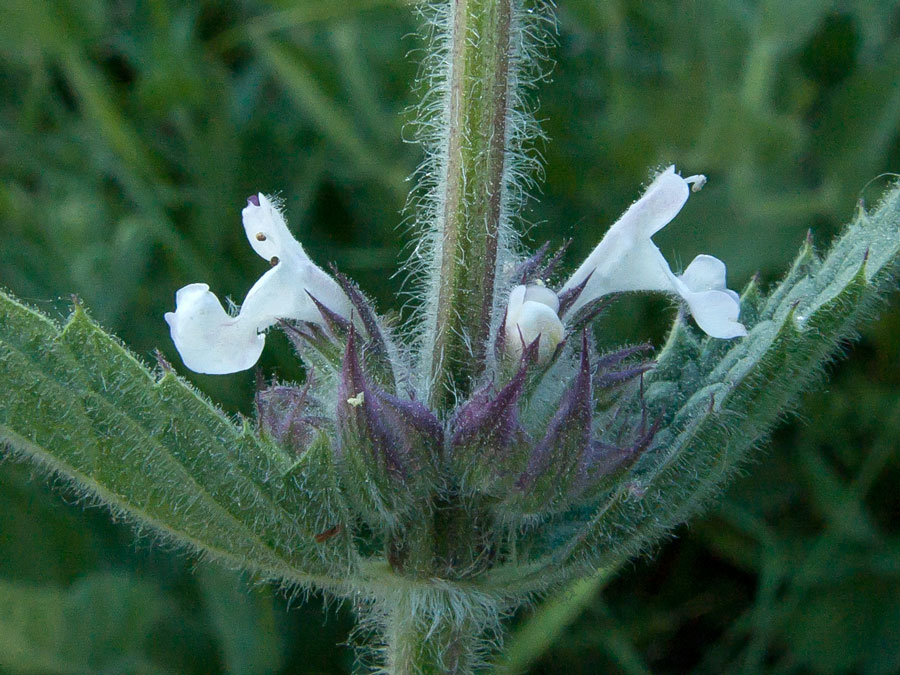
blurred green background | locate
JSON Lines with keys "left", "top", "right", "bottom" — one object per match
{"left": 1, "top": 0, "right": 899, "bottom": 672}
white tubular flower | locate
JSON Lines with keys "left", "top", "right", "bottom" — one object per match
{"left": 504, "top": 284, "right": 565, "bottom": 364}
{"left": 165, "top": 194, "right": 353, "bottom": 374}
{"left": 559, "top": 166, "right": 747, "bottom": 339}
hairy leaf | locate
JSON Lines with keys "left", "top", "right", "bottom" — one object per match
{"left": 0, "top": 293, "right": 353, "bottom": 588}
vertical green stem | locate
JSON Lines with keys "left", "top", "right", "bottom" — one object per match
{"left": 429, "top": 0, "right": 514, "bottom": 407}
{"left": 384, "top": 588, "right": 492, "bottom": 675}
{"left": 389, "top": 1, "right": 518, "bottom": 668}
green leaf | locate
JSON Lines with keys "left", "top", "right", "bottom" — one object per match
{"left": 784, "top": 578, "right": 900, "bottom": 674}
{"left": 0, "top": 573, "right": 169, "bottom": 674}
{"left": 0, "top": 462, "right": 107, "bottom": 583}
{"left": 0, "top": 293, "right": 353, "bottom": 589}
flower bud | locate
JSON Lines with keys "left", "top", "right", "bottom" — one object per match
{"left": 512, "top": 332, "right": 595, "bottom": 514}
{"left": 503, "top": 284, "right": 565, "bottom": 364}
{"left": 255, "top": 379, "right": 322, "bottom": 456}
{"left": 450, "top": 340, "right": 539, "bottom": 494}
{"left": 336, "top": 330, "right": 441, "bottom": 526}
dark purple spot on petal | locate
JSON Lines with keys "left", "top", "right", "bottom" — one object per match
{"left": 247, "top": 194, "right": 260, "bottom": 207}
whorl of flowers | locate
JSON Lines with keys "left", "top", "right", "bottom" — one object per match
{"left": 166, "top": 166, "right": 744, "bottom": 532}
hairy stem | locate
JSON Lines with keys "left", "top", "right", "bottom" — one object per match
{"left": 382, "top": 587, "right": 496, "bottom": 675}
{"left": 428, "top": 0, "right": 514, "bottom": 408}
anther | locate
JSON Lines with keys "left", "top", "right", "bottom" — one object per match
{"left": 685, "top": 174, "right": 707, "bottom": 193}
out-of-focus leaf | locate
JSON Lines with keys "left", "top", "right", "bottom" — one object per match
{"left": 197, "top": 566, "right": 286, "bottom": 675}
{"left": 254, "top": 38, "right": 408, "bottom": 199}
{"left": 495, "top": 568, "right": 615, "bottom": 675}
{"left": 785, "top": 578, "right": 900, "bottom": 674}
{"left": 0, "top": 573, "right": 169, "bottom": 674}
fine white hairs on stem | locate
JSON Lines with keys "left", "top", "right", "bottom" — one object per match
{"left": 559, "top": 166, "right": 747, "bottom": 339}
{"left": 165, "top": 194, "right": 352, "bottom": 374}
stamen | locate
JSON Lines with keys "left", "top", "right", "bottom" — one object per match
{"left": 685, "top": 174, "right": 707, "bottom": 192}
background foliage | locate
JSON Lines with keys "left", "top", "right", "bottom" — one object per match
{"left": 1, "top": 0, "right": 899, "bottom": 672}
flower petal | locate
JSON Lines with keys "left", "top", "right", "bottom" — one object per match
{"left": 239, "top": 256, "right": 351, "bottom": 330}
{"left": 523, "top": 284, "right": 560, "bottom": 312}
{"left": 563, "top": 166, "right": 688, "bottom": 295}
{"left": 679, "top": 254, "right": 728, "bottom": 292}
{"left": 164, "top": 283, "right": 264, "bottom": 374}
{"left": 239, "top": 195, "right": 353, "bottom": 328}
{"left": 678, "top": 286, "right": 747, "bottom": 339}
{"left": 612, "top": 165, "right": 690, "bottom": 238}
{"left": 561, "top": 235, "right": 674, "bottom": 316}
{"left": 561, "top": 168, "right": 691, "bottom": 312}
{"left": 505, "top": 284, "right": 528, "bottom": 324}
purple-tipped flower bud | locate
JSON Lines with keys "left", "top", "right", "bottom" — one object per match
{"left": 513, "top": 332, "right": 595, "bottom": 514}
{"left": 278, "top": 273, "right": 399, "bottom": 387}
{"left": 337, "top": 329, "right": 441, "bottom": 525}
{"left": 450, "top": 341, "right": 539, "bottom": 493}
{"left": 256, "top": 378, "right": 323, "bottom": 456}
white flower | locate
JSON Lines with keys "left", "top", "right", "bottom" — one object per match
{"left": 559, "top": 166, "right": 747, "bottom": 339}
{"left": 165, "top": 194, "right": 352, "bottom": 374}
{"left": 504, "top": 284, "right": 565, "bottom": 364}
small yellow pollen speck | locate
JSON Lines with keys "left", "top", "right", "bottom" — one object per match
{"left": 347, "top": 391, "right": 365, "bottom": 407}
{"left": 535, "top": 279, "right": 545, "bottom": 287}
